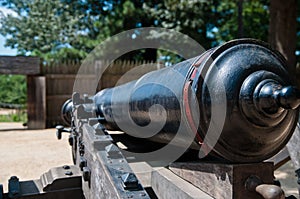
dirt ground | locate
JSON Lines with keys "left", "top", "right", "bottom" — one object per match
{"left": 0, "top": 122, "right": 73, "bottom": 192}
{"left": 0, "top": 122, "right": 299, "bottom": 198}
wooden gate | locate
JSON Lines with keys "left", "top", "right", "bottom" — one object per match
{"left": 0, "top": 56, "right": 44, "bottom": 129}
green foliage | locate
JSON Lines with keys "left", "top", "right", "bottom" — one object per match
{"left": 0, "top": 111, "right": 27, "bottom": 122}
{"left": 0, "top": 0, "right": 156, "bottom": 62}
{"left": 0, "top": 75, "right": 27, "bottom": 122}
{"left": 215, "top": 0, "right": 269, "bottom": 42}
{"left": 0, "top": 0, "right": 88, "bottom": 61}
{"left": 0, "top": 75, "right": 27, "bottom": 105}
{"left": 144, "top": 0, "right": 218, "bottom": 49}
{"left": 0, "top": 0, "right": 293, "bottom": 64}
{"left": 145, "top": 0, "right": 270, "bottom": 47}
{"left": 143, "top": 0, "right": 270, "bottom": 64}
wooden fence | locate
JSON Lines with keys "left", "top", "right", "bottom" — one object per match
{"left": 0, "top": 56, "right": 45, "bottom": 129}
{"left": 43, "top": 60, "right": 164, "bottom": 127}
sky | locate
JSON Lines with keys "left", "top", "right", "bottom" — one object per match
{"left": 0, "top": 6, "right": 17, "bottom": 56}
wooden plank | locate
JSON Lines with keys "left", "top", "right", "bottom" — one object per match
{"left": 44, "top": 74, "right": 97, "bottom": 127}
{"left": 27, "top": 76, "right": 46, "bottom": 129}
{"left": 0, "top": 56, "right": 40, "bottom": 75}
{"left": 169, "top": 162, "right": 274, "bottom": 199}
{"left": 80, "top": 124, "right": 151, "bottom": 199}
{"left": 267, "top": 147, "right": 291, "bottom": 170}
{"left": 46, "top": 95, "right": 72, "bottom": 100}
{"left": 129, "top": 162, "right": 153, "bottom": 187}
{"left": 45, "top": 74, "right": 95, "bottom": 79}
{"left": 42, "top": 61, "right": 162, "bottom": 126}
{"left": 151, "top": 167, "right": 213, "bottom": 199}
{"left": 46, "top": 96, "right": 70, "bottom": 127}
{"left": 46, "top": 77, "right": 75, "bottom": 95}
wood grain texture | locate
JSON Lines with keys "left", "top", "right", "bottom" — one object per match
{"left": 169, "top": 162, "right": 274, "bottom": 199}
{"left": 44, "top": 61, "right": 163, "bottom": 127}
{"left": 152, "top": 168, "right": 213, "bottom": 199}
{"left": 27, "top": 76, "right": 46, "bottom": 129}
{"left": 0, "top": 56, "right": 40, "bottom": 75}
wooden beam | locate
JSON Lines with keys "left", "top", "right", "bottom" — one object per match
{"left": 0, "top": 56, "right": 40, "bottom": 75}
{"left": 152, "top": 167, "right": 213, "bottom": 199}
{"left": 129, "top": 162, "right": 153, "bottom": 187}
{"left": 27, "top": 76, "right": 46, "bottom": 129}
{"left": 269, "top": 0, "right": 297, "bottom": 74}
{"left": 169, "top": 162, "right": 274, "bottom": 199}
{"left": 268, "top": 147, "right": 291, "bottom": 170}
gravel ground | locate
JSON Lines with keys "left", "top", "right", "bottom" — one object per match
{"left": 0, "top": 122, "right": 73, "bottom": 192}
{"left": 0, "top": 122, "right": 299, "bottom": 198}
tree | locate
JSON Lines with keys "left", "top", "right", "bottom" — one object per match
{"left": 0, "top": 75, "right": 26, "bottom": 105}
{"left": 0, "top": 0, "right": 86, "bottom": 61}
{"left": 269, "top": 0, "right": 297, "bottom": 76}
{"left": 145, "top": 0, "right": 270, "bottom": 48}
{"left": 1, "top": 0, "right": 297, "bottom": 66}
{"left": 144, "top": 0, "right": 219, "bottom": 49}
{"left": 237, "top": 0, "right": 244, "bottom": 38}
{"left": 0, "top": 0, "right": 157, "bottom": 62}
{"left": 214, "top": 0, "right": 269, "bottom": 43}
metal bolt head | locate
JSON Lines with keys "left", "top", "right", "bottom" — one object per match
{"left": 68, "top": 136, "right": 74, "bottom": 146}
{"left": 82, "top": 167, "right": 91, "bottom": 182}
{"left": 79, "top": 143, "right": 85, "bottom": 156}
{"left": 9, "top": 176, "right": 19, "bottom": 181}
{"left": 65, "top": 171, "right": 73, "bottom": 176}
{"left": 56, "top": 125, "right": 64, "bottom": 131}
{"left": 63, "top": 165, "right": 70, "bottom": 170}
{"left": 56, "top": 130, "right": 62, "bottom": 140}
{"left": 8, "top": 176, "right": 20, "bottom": 198}
{"left": 245, "top": 175, "right": 262, "bottom": 192}
{"left": 121, "top": 173, "right": 140, "bottom": 190}
{"left": 55, "top": 125, "right": 65, "bottom": 140}
{"left": 79, "top": 157, "right": 87, "bottom": 171}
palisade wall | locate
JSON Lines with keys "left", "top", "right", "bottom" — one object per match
{"left": 42, "top": 60, "right": 164, "bottom": 127}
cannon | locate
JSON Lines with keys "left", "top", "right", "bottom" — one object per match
{"left": 62, "top": 39, "right": 300, "bottom": 163}
{"left": 57, "top": 39, "right": 300, "bottom": 199}
{"left": 2, "top": 39, "right": 300, "bottom": 199}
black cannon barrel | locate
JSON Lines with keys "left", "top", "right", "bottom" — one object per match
{"left": 64, "top": 39, "right": 300, "bottom": 163}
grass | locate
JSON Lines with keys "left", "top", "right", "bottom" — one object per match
{"left": 0, "top": 110, "right": 27, "bottom": 123}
